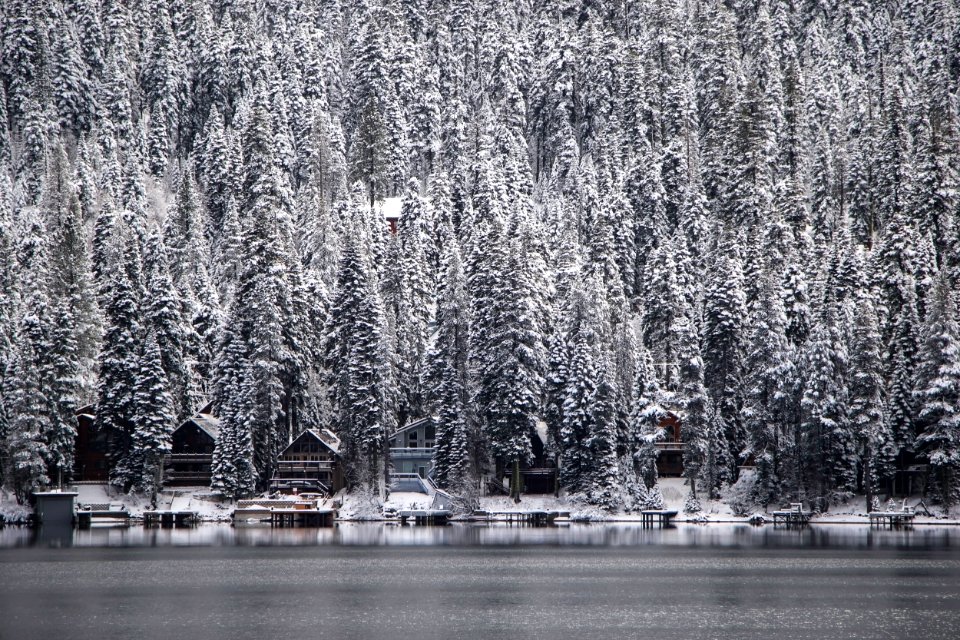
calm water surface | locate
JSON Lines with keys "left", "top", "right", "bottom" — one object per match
{"left": 1, "top": 523, "right": 958, "bottom": 640}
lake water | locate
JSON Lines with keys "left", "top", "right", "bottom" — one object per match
{"left": 1, "top": 523, "right": 959, "bottom": 639}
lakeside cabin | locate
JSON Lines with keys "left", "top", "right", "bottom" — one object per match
{"left": 655, "top": 412, "right": 685, "bottom": 477}
{"left": 164, "top": 404, "right": 220, "bottom": 486}
{"left": 519, "top": 421, "right": 558, "bottom": 494}
{"left": 270, "top": 429, "right": 345, "bottom": 495}
{"left": 74, "top": 404, "right": 108, "bottom": 481}
{"left": 389, "top": 417, "right": 435, "bottom": 479}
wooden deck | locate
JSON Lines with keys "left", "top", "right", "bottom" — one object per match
{"left": 480, "top": 510, "right": 570, "bottom": 525}
{"left": 772, "top": 504, "right": 811, "bottom": 526}
{"left": 639, "top": 510, "right": 679, "bottom": 527}
{"left": 143, "top": 511, "right": 198, "bottom": 527}
{"left": 76, "top": 509, "right": 130, "bottom": 528}
{"left": 269, "top": 509, "right": 336, "bottom": 527}
{"left": 868, "top": 511, "right": 916, "bottom": 527}
{"left": 398, "top": 509, "right": 451, "bottom": 525}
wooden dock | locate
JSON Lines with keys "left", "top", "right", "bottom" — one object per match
{"left": 868, "top": 511, "right": 916, "bottom": 528}
{"left": 143, "top": 511, "right": 197, "bottom": 528}
{"left": 269, "top": 508, "right": 336, "bottom": 527}
{"left": 640, "top": 510, "right": 679, "bottom": 527}
{"left": 772, "top": 503, "right": 811, "bottom": 526}
{"left": 76, "top": 508, "right": 130, "bottom": 528}
{"left": 482, "top": 510, "right": 570, "bottom": 526}
{"left": 398, "top": 509, "right": 451, "bottom": 525}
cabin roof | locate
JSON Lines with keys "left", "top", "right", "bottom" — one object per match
{"left": 77, "top": 403, "right": 96, "bottom": 419}
{"left": 173, "top": 409, "right": 221, "bottom": 441}
{"left": 282, "top": 428, "right": 342, "bottom": 456}
{"left": 389, "top": 417, "right": 433, "bottom": 441}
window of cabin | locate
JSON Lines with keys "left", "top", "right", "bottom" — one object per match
{"left": 425, "top": 425, "right": 435, "bottom": 447}
{"left": 407, "top": 432, "right": 419, "bottom": 447}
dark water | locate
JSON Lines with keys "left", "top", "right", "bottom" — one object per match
{"left": 1, "top": 523, "right": 959, "bottom": 640}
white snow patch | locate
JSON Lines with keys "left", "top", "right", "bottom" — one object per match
{"left": 376, "top": 197, "right": 402, "bottom": 220}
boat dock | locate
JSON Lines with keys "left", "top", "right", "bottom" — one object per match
{"left": 76, "top": 504, "right": 131, "bottom": 528}
{"left": 398, "top": 509, "right": 451, "bottom": 525}
{"left": 477, "top": 510, "right": 570, "bottom": 525}
{"left": 772, "top": 503, "right": 811, "bottom": 526}
{"left": 640, "top": 510, "right": 679, "bottom": 527}
{"left": 143, "top": 510, "right": 198, "bottom": 527}
{"left": 868, "top": 510, "right": 916, "bottom": 527}
{"left": 232, "top": 498, "right": 337, "bottom": 527}
{"left": 269, "top": 509, "right": 336, "bottom": 527}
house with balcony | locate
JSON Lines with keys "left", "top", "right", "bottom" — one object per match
{"left": 389, "top": 417, "right": 435, "bottom": 480}
{"left": 164, "top": 404, "right": 219, "bottom": 486}
{"left": 270, "top": 428, "right": 344, "bottom": 495}
{"left": 655, "top": 412, "right": 684, "bottom": 477}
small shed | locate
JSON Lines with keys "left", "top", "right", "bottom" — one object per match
{"left": 271, "top": 429, "right": 344, "bottom": 495}
{"left": 33, "top": 491, "right": 78, "bottom": 527}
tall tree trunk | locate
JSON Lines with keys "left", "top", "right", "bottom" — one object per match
{"left": 511, "top": 458, "right": 521, "bottom": 503}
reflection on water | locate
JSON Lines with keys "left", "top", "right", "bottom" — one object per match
{"left": 1, "top": 522, "right": 959, "bottom": 640}
{"left": 3, "top": 521, "right": 960, "bottom": 550}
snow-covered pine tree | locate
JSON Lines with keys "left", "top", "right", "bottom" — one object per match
{"left": 45, "top": 142, "right": 99, "bottom": 402}
{"left": 17, "top": 210, "right": 77, "bottom": 487}
{"left": 324, "top": 225, "right": 393, "bottom": 496}
{"left": 424, "top": 234, "right": 472, "bottom": 493}
{"left": 130, "top": 331, "right": 175, "bottom": 498}
{"left": 702, "top": 231, "right": 748, "bottom": 476}
{"left": 143, "top": 228, "right": 191, "bottom": 420}
{"left": 388, "top": 179, "right": 433, "bottom": 425}
{"left": 0, "top": 171, "right": 16, "bottom": 487}
{"left": 800, "top": 304, "right": 856, "bottom": 504}
{"left": 473, "top": 219, "right": 546, "bottom": 502}
{"left": 586, "top": 348, "right": 622, "bottom": 510}
{"left": 675, "top": 307, "right": 709, "bottom": 501}
{"left": 558, "top": 271, "right": 603, "bottom": 495}
{"left": 211, "top": 328, "right": 257, "bottom": 499}
{"left": 629, "top": 344, "right": 668, "bottom": 492}
{"left": 848, "top": 291, "right": 894, "bottom": 511}
{"left": 914, "top": 271, "right": 960, "bottom": 510}
{"left": 887, "top": 275, "right": 921, "bottom": 468}
{"left": 742, "top": 272, "right": 796, "bottom": 507}
{"left": 3, "top": 339, "right": 51, "bottom": 503}
{"left": 96, "top": 222, "right": 144, "bottom": 491}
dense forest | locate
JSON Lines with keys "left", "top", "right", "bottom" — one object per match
{"left": 0, "top": 0, "right": 958, "bottom": 513}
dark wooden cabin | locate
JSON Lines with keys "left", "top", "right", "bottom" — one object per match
{"left": 73, "top": 405, "right": 108, "bottom": 481}
{"left": 655, "top": 413, "right": 684, "bottom": 477}
{"left": 271, "top": 429, "right": 344, "bottom": 495}
{"left": 164, "top": 404, "right": 219, "bottom": 486}
{"left": 519, "top": 422, "right": 558, "bottom": 494}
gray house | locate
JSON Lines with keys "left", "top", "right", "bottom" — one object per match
{"left": 388, "top": 417, "right": 435, "bottom": 479}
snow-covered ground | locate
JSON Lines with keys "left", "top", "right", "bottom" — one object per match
{"left": 3, "top": 479, "right": 959, "bottom": 526}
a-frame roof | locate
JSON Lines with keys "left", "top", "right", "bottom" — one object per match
{"left": 280, "top": 428, "right": 342, "bottom": 457}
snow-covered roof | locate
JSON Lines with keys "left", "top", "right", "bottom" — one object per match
{"left": 76, "top": 403, "right": 96, "bottom": 419}
{"left": 186, "top": 412, "right": 221, "bottom": 441}
{"left": 301, "top": 428, "right": 342, "bottom": 455}
{"left": 375, "top": 197, "right": 402, "bottom": 220}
